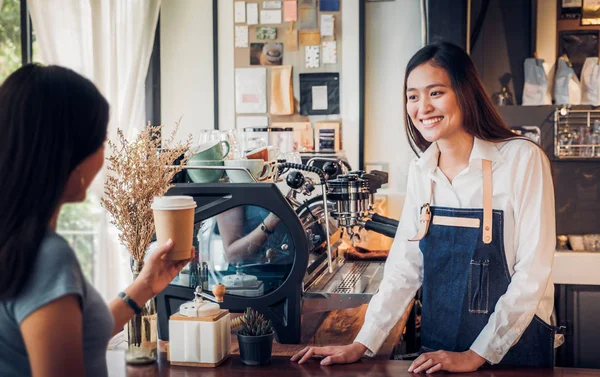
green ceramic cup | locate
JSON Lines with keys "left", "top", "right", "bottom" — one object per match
{"left": 186, "top": 160, "right": 224, "bottom": 183}
{"left": 190, "top": 140, "right": 230, "bottom": 161}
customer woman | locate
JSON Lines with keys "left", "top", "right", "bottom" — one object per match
{"left": 0, "top": 64, "right": 191, "bottom": 377}
{"left": 291, "top": 41, "right": 557, "bottom": 373}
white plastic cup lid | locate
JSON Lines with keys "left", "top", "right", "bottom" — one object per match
{"left": 151, "top": 196, "right": 197, "bottom": 210}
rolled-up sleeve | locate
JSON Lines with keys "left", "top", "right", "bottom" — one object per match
{"left": 470, "top": 145, "right": 556, "bottom": 364}
{"left": 355, "top": 159, "right": 424, "bottom": 356}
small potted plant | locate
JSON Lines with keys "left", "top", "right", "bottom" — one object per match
{"left": 237, "top": 308, "right": 275, "bottom": 366}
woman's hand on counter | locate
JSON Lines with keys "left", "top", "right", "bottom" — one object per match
{"left": 407, "top": 349, "right": 486, "bottom": 374}
{"left": 290, "top": 342, "right": 367, "bottom": 365}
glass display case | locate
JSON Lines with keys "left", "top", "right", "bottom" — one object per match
{"left": 172, "top": 205, "right": 295, "bottom": 298}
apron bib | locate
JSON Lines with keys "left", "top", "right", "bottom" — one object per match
{"left": 410, "top": 160, "right": 556, "bottom": 367}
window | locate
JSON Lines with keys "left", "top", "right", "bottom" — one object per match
{"left": 0, "top": 0, "right": 40, "bottom": 83}
{"left": 57, "top": 196, "right": 102, "bottom": 281}
{"left": 0, "top": 0, "right": 24, "bottom": 82}
{"left": 1, "top": 0, "right": 95, "bottom": 279}
{"left": 0, "top": 2, "right": 161, "bottom": 282}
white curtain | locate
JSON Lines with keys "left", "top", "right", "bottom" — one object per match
{"left": 29, "top": 0, "right": 161, "bottom": 300}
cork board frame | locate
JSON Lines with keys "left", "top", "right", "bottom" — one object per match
{"left": 233, "top": 0, "right": 343, "bottom": 126}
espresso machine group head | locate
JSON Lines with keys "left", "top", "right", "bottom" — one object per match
{"left": 326, "top": 170, "right": 399, "bottom": 241}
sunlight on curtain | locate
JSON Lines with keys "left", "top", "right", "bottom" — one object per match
{"left": 28, "top": 0, "right": 161, "bottom": 300}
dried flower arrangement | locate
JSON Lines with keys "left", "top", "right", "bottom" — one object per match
{"left": 101, "top": 121, "right": 192, "bottom": 262}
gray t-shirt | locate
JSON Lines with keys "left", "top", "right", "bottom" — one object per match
{"left": 0, "top": 230, "right": 114, "bottom": 377}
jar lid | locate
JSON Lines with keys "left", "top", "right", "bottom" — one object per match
{"left": 243, "top": 127, "right": 293, "bottom": 132}
{"left": 151, "top": 195, "right": 197, "bottom": 210}
{"left": 244, "top": 127, "right": 269, "bottom": 132}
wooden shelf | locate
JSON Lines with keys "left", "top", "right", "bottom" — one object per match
{"left": 557, "top": 18, "right": 600, "bottom": 33}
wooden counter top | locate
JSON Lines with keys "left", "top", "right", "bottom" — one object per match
{"left": 230, "top": 301, "right": 413, "bottom": 358}
{"left": 111, "top": 353, "right": 600, "bottom": 377}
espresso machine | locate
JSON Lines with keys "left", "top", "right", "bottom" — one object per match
{"left": 156, "top": 157, "right": 399, "bottom": 344}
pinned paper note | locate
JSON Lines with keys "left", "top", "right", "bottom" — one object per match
{"left": 263, "top": 1, "right": 282, "bottom": 9}
{"left": 285, "top": 29, "right": 299, "bottom": 51}
{"left": 299, "top": 6, "right": 317, "bottom": 28}
{"left": 299, "top": 0, "right": 316, "bottom": 7}
{"left": 305, "top": 46, "right": 320, "bottom": 68}
{"left": 234, "top": 1, "right": 246, "bottom": 23}
{"left": 257, "top": 27, "right": 277, "bottom": 40}
{"left": 322, "top": 41, "right": 337, "bottom": 64}
{"left": 320, "top": 15, "right": 335, "bottom": 37}
{"left": 235, "top": 26, "right": 249, "bottom": 48}
{"left": 283, "top": 1, "right": 297, "bottom": 22}
{"left": 261, "top": 10, "right": 282, "bottom": 24}
{"left": 299, "top": 30, "right": 321, "bottom": 46}
{"left": 235, "top": 68, "right": 267, "bottom": 114}
{"left": 312, "top": 86, "right": 328, "bottom": 110}
{"left": 247, "top": 3, "right": 259, "bottom": 25}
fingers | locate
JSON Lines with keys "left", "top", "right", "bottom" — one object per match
{"left": 298, "top": 347, "right": 318, "bottom": 364}
{"left": 426, "top": 363, "right": 442, "bottom": 374}
{"left": 295, "top": 346, "right": 330, "bottom": 364}
{"left": 155, "top": 239, "right": 174, "bottom": 257}
{"left": 298, "top": 348, "right": 316, "bottom": 364}
{"left": 290, "top": 346, "right": 309, "bottom": 362}
{"left": 174, "top": 258, "right": 189, "bottom": 271}
{"left": 177, "top": 248, "right": 195, "bottom": 267}
{"left": 413, "top": 358, "right": 433, "bottom": 373}
{"left": 408, "top": 353, "right": 428, "bottom": 372}
{"left": 321, "top": 353, "right": 346, "bottom": 366}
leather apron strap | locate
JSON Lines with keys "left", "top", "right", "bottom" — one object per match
{"left": 482, "top": 159, "right": 493, "bottom": 244}
{"left": 409, "top": 159, "right": 493, "bottom": 243}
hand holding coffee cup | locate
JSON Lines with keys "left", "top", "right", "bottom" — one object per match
{"left": 151, "top": 196, "right": 197, "bottom": 260}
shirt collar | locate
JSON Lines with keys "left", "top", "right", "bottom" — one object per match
{"left": 415, "top": 137, "right": 504, "bottom": 172}
{"left": 415, "top": 142, "right": 440, "bottom": 173}
{"left": 469, "top": 137, "right": 504, "bottom": 165}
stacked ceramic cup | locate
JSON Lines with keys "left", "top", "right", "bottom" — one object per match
{"left": 186, "top": 140, "right": 230, "bottom": 183}
{"left": 225, "top": 146, "right": 279, "bottom": 183}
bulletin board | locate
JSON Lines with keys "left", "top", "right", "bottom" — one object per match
{"left": 233, "top": 0, "right": 343, "bottom": 152}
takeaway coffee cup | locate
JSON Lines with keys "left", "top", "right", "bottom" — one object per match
{"left": 151, "top": 196, "right": 197, "bottom": 260}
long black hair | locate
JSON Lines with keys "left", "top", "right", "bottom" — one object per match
{"left": 403, "top": 41, "right": 516, "bottom": 155}
{"left": 0, "top": 64, "right": 109, "bottom": 299}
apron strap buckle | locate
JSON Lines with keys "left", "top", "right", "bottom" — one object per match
{"left": 408, "top": 203, "right": 431, "bottom": 242}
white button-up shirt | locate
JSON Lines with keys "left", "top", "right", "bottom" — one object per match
{"left": 354, "top": 137, "right": 556, "bottom": 364}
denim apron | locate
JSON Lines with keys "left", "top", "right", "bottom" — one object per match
{"left": 409, "top": 160, "right": 556, "bottom": 367}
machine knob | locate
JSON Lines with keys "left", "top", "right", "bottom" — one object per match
{"left": 286, "top": 170, "right": 305, "bottom": 189}
{"left": 322, "top": 161, "right": 339, "bottom": 177}
{"left": 212, "top": 284, "right": 226, "bottom": 303}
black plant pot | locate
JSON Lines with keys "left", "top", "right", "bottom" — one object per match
{"left": 237, "top": 331, "right": 274, "bottom": 366}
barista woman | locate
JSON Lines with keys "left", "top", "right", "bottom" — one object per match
{"left": 292, "top": 42, "right": 557, "bottom": 373}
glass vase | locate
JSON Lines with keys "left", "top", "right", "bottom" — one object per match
{"left": 125, "top": 260, "right": 158, "bottom": 365}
